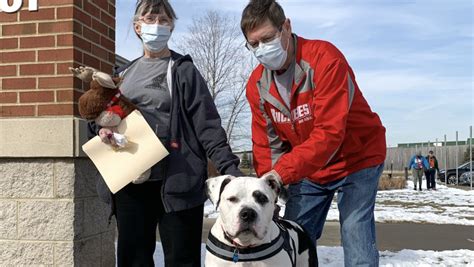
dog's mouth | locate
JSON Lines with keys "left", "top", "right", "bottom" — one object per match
{"left": 235, "top": 228, "right": 258, "bottom": 238}
{"left": 223, "top": 227, "right": 262, "bottom": 248}
{"left": 225, "top": 224, "right": 264, "bottom": 242}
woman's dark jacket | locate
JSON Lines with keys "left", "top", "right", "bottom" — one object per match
{"left": 88, "top": 51, "right": 243, "bottom": 213}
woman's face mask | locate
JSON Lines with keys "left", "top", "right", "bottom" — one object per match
{"left": 140, "top": 23, "right": 171, "bottom": 52}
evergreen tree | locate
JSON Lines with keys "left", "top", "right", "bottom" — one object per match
{"left": 464, "top": 146, "right": 474, "bottom": 163}
{"left": 240, "top": 152, "right": 250, "bottom": 169}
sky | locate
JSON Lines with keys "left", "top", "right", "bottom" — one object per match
{"left": 115, "top": 0, "right": 473, "bottom": 148}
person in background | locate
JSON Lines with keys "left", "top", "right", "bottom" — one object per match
{"left": 88, "top": 1, "right": 243, "bottom": 266}
{"left": 240, "top": 0, "right": 387, "bottom": 266}
{"left": 408, "top": 151, "right": 429, "bottom": 191}
{"left": 425, "top": 150, "right": 439, "bottom": 190}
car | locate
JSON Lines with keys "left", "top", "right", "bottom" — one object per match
{"left": 438, "top": 161, "right": 474, "bottom": 185}
{"left": 459, "top": 171, "right": 473, "bottom": 185}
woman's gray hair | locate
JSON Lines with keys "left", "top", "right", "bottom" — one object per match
{"left": 133, "top": 0, "right": 178, "bottom": 22}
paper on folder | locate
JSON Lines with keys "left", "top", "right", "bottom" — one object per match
{"left": 82, "top": 110, "right": 169, "bottom": 193}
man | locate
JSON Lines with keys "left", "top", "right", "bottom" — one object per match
{"left": 425, "top": 150, "right": 439, "bottom": 190}
{"left": 408, "top": 151, "right": 429, "bottom": 191}
{"left": 240, "top": 0, "right": 386, "bottom": 266}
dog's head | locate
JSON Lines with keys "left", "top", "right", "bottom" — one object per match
{"left": 206, "top": 175, "right": 281, "bottom": 247}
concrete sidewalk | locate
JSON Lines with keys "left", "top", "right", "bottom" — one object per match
{"left": 198, "top": 219, "right": 474, "bottom": 251}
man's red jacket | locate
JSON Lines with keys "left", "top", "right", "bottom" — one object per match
{"left": 246, "top": 35, "right": 386, "bottom": 185}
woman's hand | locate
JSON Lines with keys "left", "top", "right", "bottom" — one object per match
{"left": 98, "top": 128, "right": 117, "bottom": 147}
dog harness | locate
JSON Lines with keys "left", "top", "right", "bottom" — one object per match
{"left": 206, "top": 219, "right": 298, "bottom": 266}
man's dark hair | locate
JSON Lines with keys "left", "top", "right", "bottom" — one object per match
{"left": 429, "top": 150, "right": 434, "bottom": 154}
{"left": 240, "top": 0, "right": 286, "bottom": 37}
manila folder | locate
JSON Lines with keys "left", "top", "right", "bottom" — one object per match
{"left": 82, "top": 110, "right": 169, "bottom": 193}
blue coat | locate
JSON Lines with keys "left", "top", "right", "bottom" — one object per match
{"left": 408, "top": 155, "right": 429, "bottom": 170}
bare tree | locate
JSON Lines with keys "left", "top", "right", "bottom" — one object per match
{"left": 175, "top": 10, "right": 253, "bottom": 148}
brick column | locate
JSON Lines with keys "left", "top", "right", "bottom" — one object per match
{"left": 0, "top": 1, "right": 116, "bottom": 265}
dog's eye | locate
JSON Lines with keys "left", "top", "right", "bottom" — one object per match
{"left": 253, "top": 191, "right": 269, "bottom": 205}
{"left": 227, "top": 196, "right": 239, "bottom": 203}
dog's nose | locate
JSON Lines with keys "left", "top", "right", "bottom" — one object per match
{"left": 239, "top": 208, "right": 257, "bottom": 222}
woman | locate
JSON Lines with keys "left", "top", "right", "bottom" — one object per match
{"left": 89, "top": 0, "right": 243, "bottom": 266}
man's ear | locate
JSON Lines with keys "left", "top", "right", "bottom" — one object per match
{"left": 206, "top": 175, "right": 235, "bottom": 208}
{"left": 284, "top": 18, "right": 291, "bottom": 32}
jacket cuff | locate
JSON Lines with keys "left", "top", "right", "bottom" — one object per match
{"left": 223, "top": 165, "right": 244, "bottom": 177}
{"left": 274, "top": 165, "right": 292, "bottom": 185}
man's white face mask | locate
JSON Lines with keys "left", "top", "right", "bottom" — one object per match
{"left": 250, "top": 34, "right": 289, "bottom": 71}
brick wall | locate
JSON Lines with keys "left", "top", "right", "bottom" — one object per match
{"left": 0, "top": 0, "right": 117, "bottom": 265}
{"left": 0, "top": 0, "right": 116, "bottom": 117}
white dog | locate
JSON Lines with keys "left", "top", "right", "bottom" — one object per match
{"left": 205, "top": 174, "right": 317, "bottom": 266}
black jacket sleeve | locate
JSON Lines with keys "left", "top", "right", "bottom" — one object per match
{"left": 179, "top": 61, "right": 243, "bottom": 177}
{"left": 87, "top": 121, "right": 101, "bottom": 139}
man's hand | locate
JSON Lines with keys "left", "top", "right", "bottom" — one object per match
{"left": 98, "top": 128, "right": 117, "bottom": 147}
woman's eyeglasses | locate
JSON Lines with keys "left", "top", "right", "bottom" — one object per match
{"left": 139, "top": 14, "right": 171, "bottom": 26}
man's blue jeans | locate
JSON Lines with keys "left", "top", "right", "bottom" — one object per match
{"left": 284, "top": 164, "right": 383, "bottom": 267}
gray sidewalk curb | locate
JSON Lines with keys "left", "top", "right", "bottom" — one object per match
{"left": 193, "top": 219, "right": 474, "bottom": 251}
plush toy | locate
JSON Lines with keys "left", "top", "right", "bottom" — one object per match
{"left": 70, "top": 66, "right": 150, "bottom": 184}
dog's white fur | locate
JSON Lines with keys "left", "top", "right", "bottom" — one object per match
{"left": 205, "top": 175, "right": 313, "bottom": 266}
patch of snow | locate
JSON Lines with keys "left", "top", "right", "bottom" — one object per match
{"left": 204, "top": 180, "right": 474, "bottom": 225}
{"left": 151, "top": 243, "right": 474, "bottom": 266}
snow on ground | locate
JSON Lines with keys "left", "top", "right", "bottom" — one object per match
{"left": 136, "top": 180, "right": 474, "bottom": 265}
{"left": 152, "top": 243, "right": 474, "bottom": 266}
{"left": 204, "top": 180, "right": 474, "bottom": 225}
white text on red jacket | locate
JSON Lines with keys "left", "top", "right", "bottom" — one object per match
{"left": 270, "top": 104, "right": 313, "bottom": 124}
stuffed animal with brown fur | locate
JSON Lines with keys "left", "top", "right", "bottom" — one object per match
{"left": 70, "top": 66, "right": 150, "bottom": 184}
{"left": 70, "top": 66, "right": 137, "bottom": 127}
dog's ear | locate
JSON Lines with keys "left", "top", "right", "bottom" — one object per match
{"left": 263, "top": 173, "right": 289, "bottom": 205}
{"left": 206, "top": 175, "right": 236, "bottom": 208}
{"left": 263, "top": 171, "right": 291, "bottom": 205}
{"left": 92, "top": 71, "right": 117, "bottom": 89}
{"left": 262, "top": 171, "right": 282, "bottom": 197}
